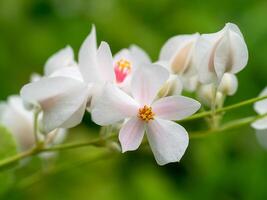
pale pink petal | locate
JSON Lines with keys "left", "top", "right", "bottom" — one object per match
{"left": 119, "top": 117, "right": 145, "bottom": 152}
{"left": 131, "top": 64, "right": 169, "bottom": 105}
{"left": 152, "top": 96, "right": 200, "bottom": 121}
{"left": 146, "top": 118, "right": 189, "bottom": 165}
{"left": 97, "top": 41, "right": 115, "bottom": 82}
{"left": 91, "top": 84, "right": 139, "bottom": 126}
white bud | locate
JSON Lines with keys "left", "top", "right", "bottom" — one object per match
{"left": 158, "top": 74, "right": 183, "bottom": 97}
{"left": 197, "top": 84, "right": 223, "bottom": 107}
{"left": 218, "top": 73, "right": 238, "bottom": 96}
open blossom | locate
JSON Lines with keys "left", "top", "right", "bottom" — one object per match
{"left": 195, "top": 23, "right": 248, "bottom": 84}
{"left": 159, "top": 33, "right": 200, "bottom": 92}
{"left": 0, "top": 95, "right": 66, "bottom": 151}
{"left": 251, "top": 87, "right": 267, "bottom": 130}
{"left": 92, "top": 64, "right": 200, "bottom": 165}
{"left": 113, "top": 45, "right": 151, "bottom": 91}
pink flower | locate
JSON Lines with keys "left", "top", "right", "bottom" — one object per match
{"left": 92, "top": 64, "right": 200, "bottom": 165}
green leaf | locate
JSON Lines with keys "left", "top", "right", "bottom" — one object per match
{"left": 0, "top": 125, "right": 18, "bottom": 195}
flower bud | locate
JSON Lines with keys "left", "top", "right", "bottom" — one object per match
{"left": 158, "top": 74, "right": 183, "bottom": 97}
{"left": 218, "top": 73, "right": 238, "bottom": 96}
{"left": 197, "top": 84, "right": 223, "bottom": 107}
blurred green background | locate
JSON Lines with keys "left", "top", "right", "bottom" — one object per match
{"left": 1, "top": 0, "right": 267, "bottom": 199}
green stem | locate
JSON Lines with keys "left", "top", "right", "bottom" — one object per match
{"left": 41, "top": 134, "right": 117, "bottom": 152}
{"left": 179, "top": 95, "right": 267, "bottom": 123}
{"left": 190, "top": 113, "right": 267, "bottom": 139}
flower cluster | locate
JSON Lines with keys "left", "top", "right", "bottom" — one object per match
{"left": 0, "top": 23, "right": 250, "bottom": 165}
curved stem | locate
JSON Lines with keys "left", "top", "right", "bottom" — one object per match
{"left": 179, "top": 95, "right": 267, "bottom": 123}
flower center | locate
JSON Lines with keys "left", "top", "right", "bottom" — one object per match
{"left": 138, "top": 105, "right": 155, "bottom": 122}
{"left": 114, "top": 59, "right": 132, "bottom": 83}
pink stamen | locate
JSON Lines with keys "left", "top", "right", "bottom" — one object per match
{"left": 114, "top": 59, "right": 131, "bottom": 83}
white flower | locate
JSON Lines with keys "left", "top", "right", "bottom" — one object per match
{"left": 195, "top": 23, "right": 248, "bottom": 84}
{"left": 0, "top": 95, "right": 66, "bottom": 151}
{"left": 159, "top": 33, "right": 200, "bottom": 92}
{"left": 251, "top": 87, "right": 267, "bottom": 130}
{"left": 92, "top": 64, "right": 200, "bottom": 165}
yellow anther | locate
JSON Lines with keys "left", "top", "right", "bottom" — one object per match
{"left": 138, "top": 105, "right": 155, "bottom": 122}
{"left": 116, "top": 59, "right": 131, "bottom": 71}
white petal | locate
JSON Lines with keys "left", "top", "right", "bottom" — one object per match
{"left": 44, "top": 45, "right": 76, "bottom": 76}
{"left": 129, "top": 44, "right": 151, "bottom": 63}
{"left": 96, "top": 41, "right": 115, "bottom": 82}
{"left": 159, "top": 34, "right": 199, "bottom": 61}
{"left": 78, "top": 25, "right": 99, "bottom": 83}
{"left": 218, "top": 73, "right": 238, "bottom": 96}
{"left": 50, "top": 66, "right": 83, "bottom": 82}
{"left": 152, "top": 96, "right": 200, "bottom": 121}
{"left": 255, "top": 129, "right": 267, "bottom": 150}
{"left": 254, "top": 87, "right": 267, "bottom": 115}
{"left": 251, "top": 117, "right": 267, "bottom": 130}
{"left": 91, "top": 84, "right": 139, "bottom": 126}
{"left": 119, "top": 117, "right": 145, "bottom": 152}
{"left": 20, "top": 77, "right": 88, "bottom": 132}
{"left": 146, "top": 118, "right": 189, "bottom": 165}
{"left": 195, "top": 32, "right": 222, "bottom": 83}
{"left": 228, "top": 30, "right": 248, "bottom": 74}
{"left": 131, "top": 64, "right": 169, "bottom": 105}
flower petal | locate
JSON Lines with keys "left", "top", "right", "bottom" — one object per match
{"left": 129, "top": 44, "right": 151, "bottom": 64}
{"left": 152, "top": 96, "right": 200, "bottom": 121}
{"left": 251, "top": 117, "right": 267, "bottom": 130}
{"left": 50, "top": 66, "right": 83, "bottom": 82}
{"left": 20, "top": 77, "right": 89, "bottom": 132}
{"left": 159, "top": 34, "right": 199, "bottom": 61}
{"left": 78, "top": 25, "right": 99, "bottom": 83}
{"left": 195, "top": 32, "right": 222, "bottom": 83}
{"left": 119, "top": 117, "right": 145, "bottom": 152}
{"left": 254, "top": 87, "right": 267, "bottom": 115}
{"left": 131, "top": 64, "right": 169, "bottom": 105}
{"left": 44, "top": 45, "right": 76, "bottom": 76}
{"left": 96, "top": 41, "right": 115, "bottom": 82}
{"left": 91, "top": 84, "right": 139, "bottom": 126}
{"left": 146, "top": 118, "right": 189, "bottom": 165}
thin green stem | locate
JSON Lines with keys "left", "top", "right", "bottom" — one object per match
{"left": 189, "top": 113, "right": 267, "bottom": 139}
{"left": 179, "top": 95, "right": 267, "bottom": 123}
{"left": 41, "top": 133, "right": 117, "bottom": 152}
